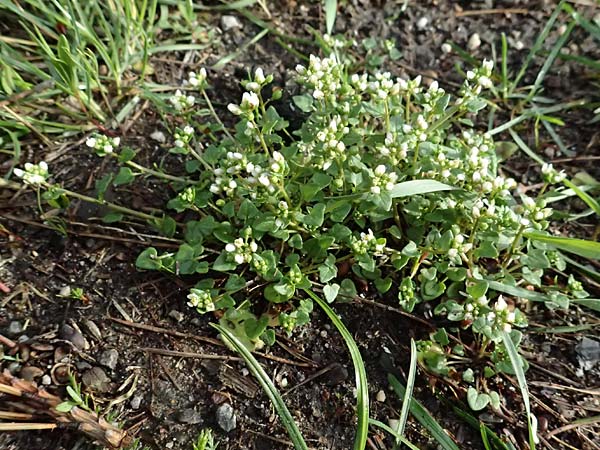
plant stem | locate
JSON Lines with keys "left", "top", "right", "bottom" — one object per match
{"left": 125, "top": 160, "right": 192, "bottom": 184}
{"left": 201, "top": 88, "right": 234, "bottom": 141}
{"left": 43, "top": 182, "right": 157, "bottom": 222}
{"left": 502, "top": 224, "right": 525, "bottom": 270}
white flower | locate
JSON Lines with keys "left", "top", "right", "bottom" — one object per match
{"left": 228, "top": 103, "right": 242, "bottom": 115}
{"left": 494, "top": 296, "right": 508, "bottom": 311}
{"left": 86, "top": 137, "right": 97, "bottom": 148}
{"left": 374, "top": 165, "right": 386, "bottom": 176}
{"left": 14, "top": 161, "right": 49, "bottom": 186}
{"left": 241, "top": 91, "right": 259, "bottom": 109}
{"left": 371, "top": 186, "right": 381, "bottom": 194}
{"left": 254, "top": 67, "right": 265, "bottom": 84}
{"left": 225, "top": 243, "right": 236, "bottom": 252}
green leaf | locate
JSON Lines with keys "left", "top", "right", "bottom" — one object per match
{"left": 136, "top": 247, "right": 161, "bottom": 270}
{"left": 102, "top": 212, "right": 123, "bottom": 223}
{"left": 55, "top": 401, "right": 75, "bottom": 413}
{"left": 113, "top": 167, "right": 135, "bottom": 186}
{"left": 292, "top": 94, "right": 313, "bottom": 113}
{"left": 502, "top": 332, "right": 538, "bottom": 449}
{"left": 388, "top": 375, "right": 460, "bottom": 450}
{"left": 467, "top": 387, "right": 490, "bottom": 411}
{"left": 324, "top": 0, "right": 337, "bottom": 34}
{"left": 390, "top": 180, "right": 456, "bottom": 199}
{"left": 213, "top": 323, "right": 308, "bottom": 450}
{"left": 323, "top": 283, "right": 340, "bottom": 303}
{"left": 303, "top": 203, "right": 326, "bottom": 228}
{"left": 524, "top": 232, "right": 600, "bottom": 260}
{"left": 303, "top": 289, "right": 369, "bottom": 450}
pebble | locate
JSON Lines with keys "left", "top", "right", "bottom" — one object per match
{"left": 7, "top": 321, "right": 23, "bottom": 336}
{"left": 441, "top": 43, "right": 452, "bottom": 54}
{"left": 376, "top": 390, "right": 386, "bottom": 402}
{"left": 41, "top": 375, "right": 52, "bottom": 385}
{"left": 216, "top": 403, "right": 237, "bottom": 432}
{"left": 168, "top": 310, "right": 184, "bottom": 323}
{"left": 60, "top": 324, "right": 86, "bottom": 351}
{"left": 388, "top": 419, "right": 400, "bottom": 430}
{"left": 99, "top": 349, "right": 119, "bottom": 370}
{"left": 59, "top": 286, "right": 71, "bottom": 297}
{"left": 416, "top": 17, "right": 429, "bottom": 30}
{"left": 220, "top": 15, "right": 242, "bottom": 32}
{"left": 130, "top": 394, "right": 143, "bottom": 410}
{"left": 82, "top": 367, "right": 111, "bottom": 393}
{"left": 467, "top": 33, "right": 481, "bottom": 51}
{"left": 176, "top": 408, "right": 203, "bottom": 424}
{"left": 150, "top": 130, "right": 166, "bottom": 143}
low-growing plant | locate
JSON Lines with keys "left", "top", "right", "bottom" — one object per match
{"left": 13, "top": 36, "right": 596, "bottom": 418}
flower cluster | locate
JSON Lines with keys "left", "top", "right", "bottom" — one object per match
{"left": 226, "top": 235, "right": 259, "bottom": 265}
{"left": 14, "top": 161, "right": 49, "bottom": 186}
{"left": 351, "top": 229, "right": 386, "bottom": 256}
{"left": 187, "top": 288, "right": 215, "bottom": 314}
{"left": 541, "top": 163, "right": 566, "bottom": 184}
{"left": 173, "top": 125, "right": 194, "bottom": 154}
{"left": 370, "top": 164, "right": 398, "bottom": 194}
{"left": 86, "top": 134, "right": 121, "bottom": 157}
{"left": 187, "top": 68, "right": 207, "bottom": 89}
{"left": 170, "top": 89, "right": 196, "bottom": 111}
{"left": 227, "top": 91, "right": 259, "bottom": 117}
{"left": 295, "top": 54, "right": 343, "bottom": 102}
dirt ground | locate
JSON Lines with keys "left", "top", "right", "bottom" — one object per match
{"left": 1, "top": 1, "right": 599, "bottom": 449}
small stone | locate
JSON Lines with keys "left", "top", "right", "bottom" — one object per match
{"left": 376, "top": 390, "right": 386, "bottom": 402}
{"left": 467, "top": 33, "right": 481, "bottom": 51}
{"left": 441, "top": 43, "right": 452, "bottom": 54}
{"left": 388, "top": 419, "right": 400, "bottom": 430}
{"left": 60, "top": 324, "right": 86, "bottom": 351}
{"left": 7, "top": 362, "right": 21, "bottom": 374}
{"left": 325, "top": 363, "right": 348, "bottom": 386}
{"left": 176, "top": 408, "right": 203, "bottom": 424}
{"left": 41, "top": 375, "right": 52, "bottom": 385}
{"left": 130, "top": 394, "right": 143, "bottom": 410}
{"left": 514, "top": 41, "right": 524, "bottom": 50}
{"left": 99, "top": 349, "right": 119, "bottom": 370}
{"left": 7, "top": 321, "right": 23, "bottom": 336}
{"left": 82, "top": 367, "right": 111, "bottom": 393}
{"left": 416, "top": 17, "right": 429, "bottom": 30}
{"left": 168, "top": 310, "right": 184, "bottom": 322}
{"left": 150, "top": 130, "right": 166, "bottom": 143}
{"left": 165, "top": 442, "right": 174, "bottom": 449}
{"left": 59, "top": 286, "right": 71, "bottom": 297}
{"left": 576, "top": 337, "right": 600, "bottom": 371}
{"left": 20, "top": 366, "right": 44, "bottom": 381}
{"left": 220, "top": 15, "right": 242, "bottom": 32}
{"left": 216, "top": 403, "right": 237, "bottom": 432}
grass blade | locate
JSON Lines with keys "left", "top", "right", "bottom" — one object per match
{"left": 369, "top": 419, "right": 420, "bottom": 450}
{"left": 303, "top": 288, "right": 368, "bottom": 450}
{"left": 394, "top": 338, "right": 417, "bottom": 446}
{"left": 523, "top": 232, "right": 600, "bottom": 260}
{"left": 561, "top": 178, "right": 600, "bottom": 217}
{"left": 390, "top": 180, "right": 456, "bottom": 198}
{"left": 525, "top": 20, "right": 575, "bottom": 102}
{"left": 451, "top": 406, "right": 511, "bottom": 450}
{"left": 388, "top": 375, "right": 460, "bottom": 450}
{"left": 212, "top": 323, "right": 308, "bottom": 450}
{"left": 510, "top": 0, "right": 565, "bottom": 92}
{"left": 502, "top": 332, "right": 538, "bottom": 449}
{"left": 324, "top": 0, "right": 337, "bottom": 35}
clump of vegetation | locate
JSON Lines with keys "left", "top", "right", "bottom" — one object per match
{"left": 14, "top": 36, "right": 591, "bottom": 396}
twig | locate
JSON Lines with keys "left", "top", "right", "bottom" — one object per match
{"left": 456, "top": 8, "right": 529, "bottom": 17}
{"left": 140, "top": 347, "right": 240, "bottom": 362}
